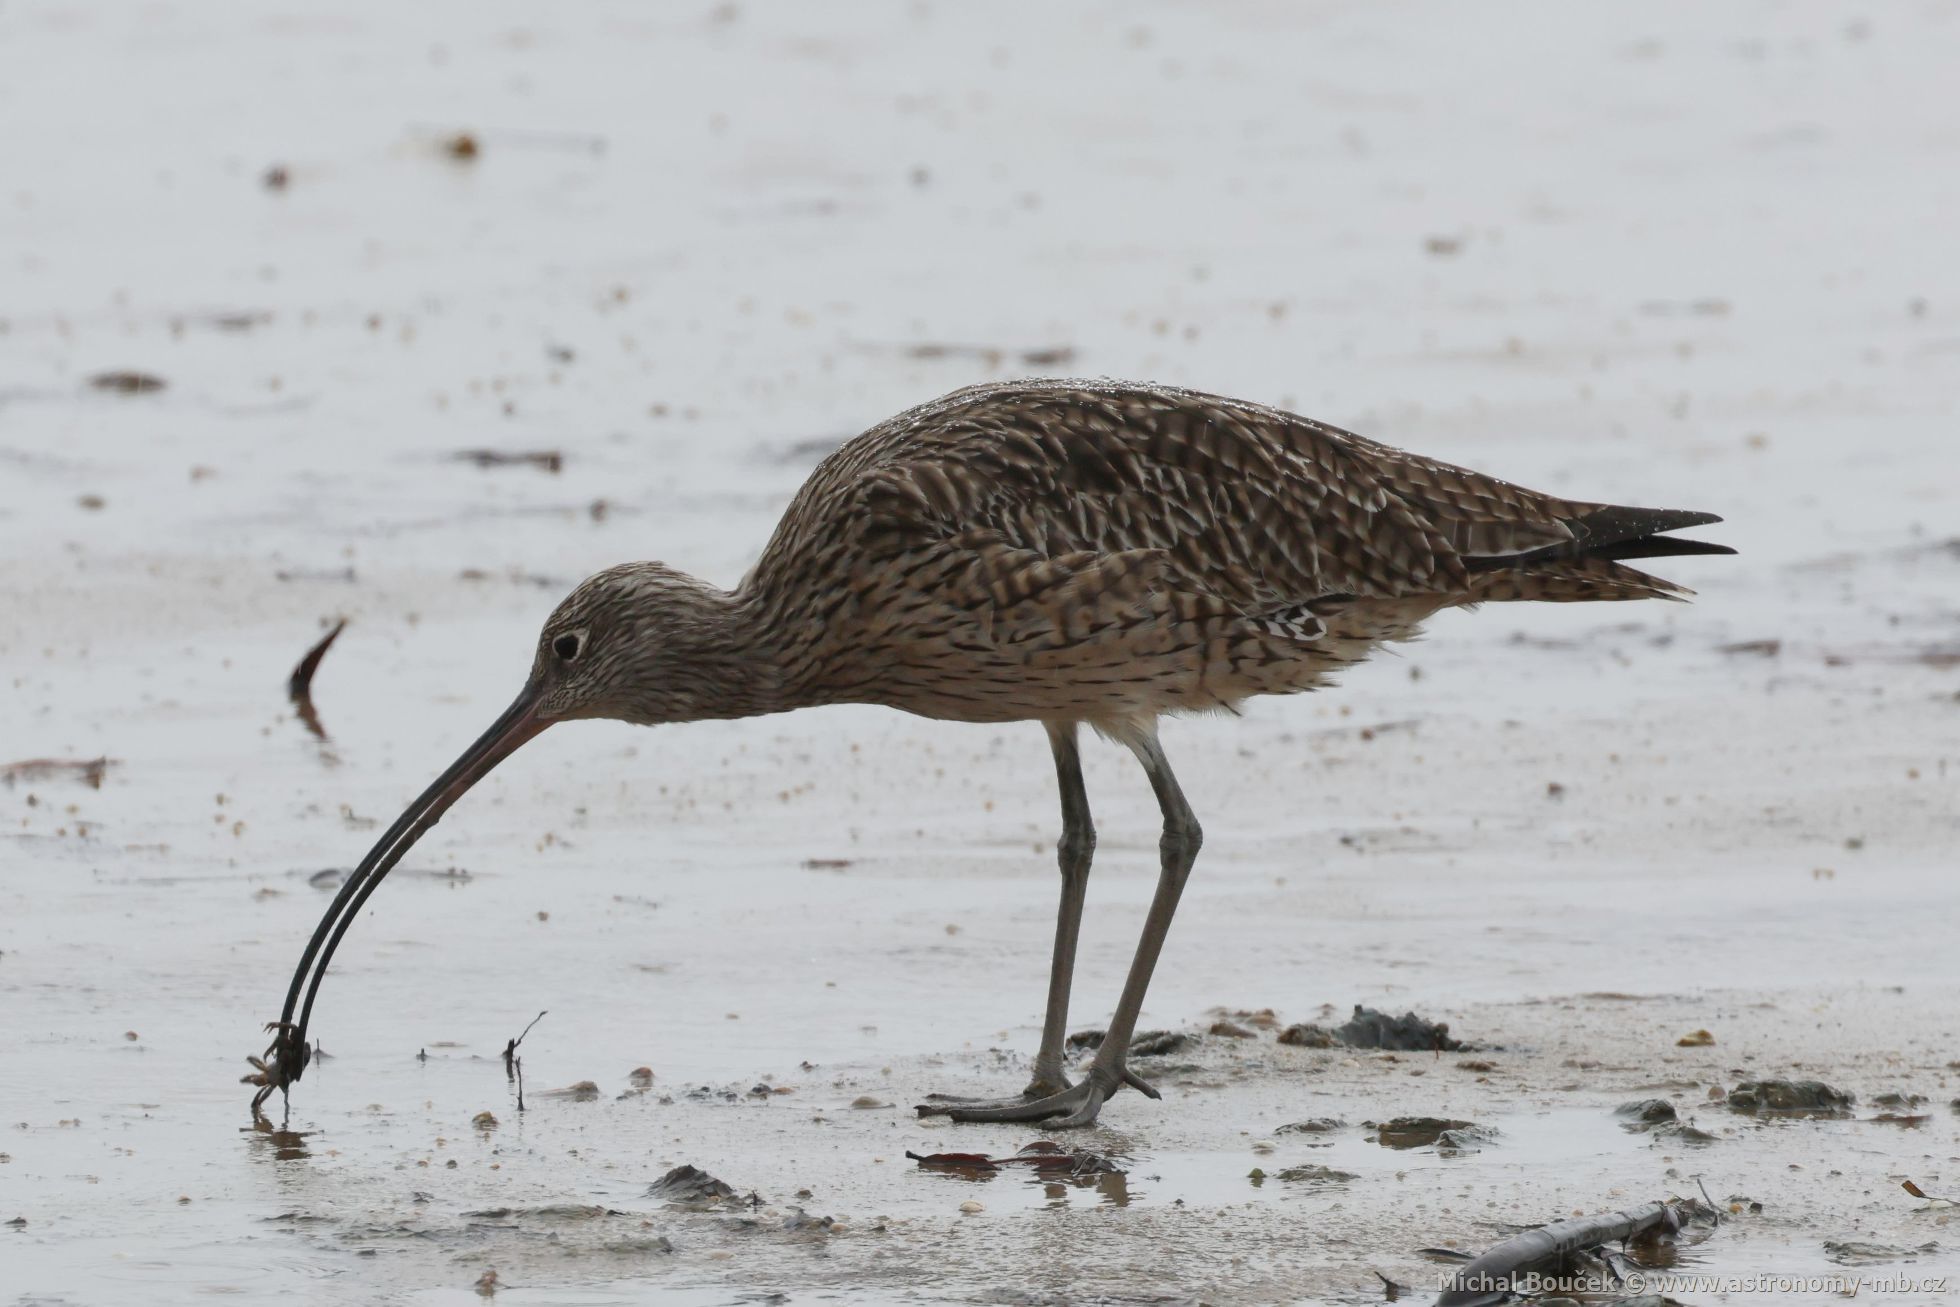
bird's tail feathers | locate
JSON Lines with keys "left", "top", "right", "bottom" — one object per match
{"left": 1461, "top": 506, "right": 1732, "bottom": 603}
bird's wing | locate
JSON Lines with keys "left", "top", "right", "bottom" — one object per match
{"left": 841, "top": 383, "right": 1601, "bottom": 611}
{"left": 754, "top": 380, "right": 1714, "bottom": 635}
{"left": 849, "top": 464, "right": 1228, "bottom": 649}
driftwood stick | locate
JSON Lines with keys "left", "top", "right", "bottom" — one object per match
{"left": 1435, "top": 1200, "right": 1691, "bottom": 1307}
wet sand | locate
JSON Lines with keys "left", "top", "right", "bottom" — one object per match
{"left": 3, "top": 2, "right": 1957, "bottom": 1303}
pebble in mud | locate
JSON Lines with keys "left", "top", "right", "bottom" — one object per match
{"left": 958, "top": 1200, "right": 983, "bottom": 1214}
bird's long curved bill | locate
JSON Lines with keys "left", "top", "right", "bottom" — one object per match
{"left": 257, "top": 683, "right": 550, "bottom": 1102}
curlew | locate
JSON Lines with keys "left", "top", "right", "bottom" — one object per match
{"left": 252, "top": 378, "right": 1731, "bottom": 1125}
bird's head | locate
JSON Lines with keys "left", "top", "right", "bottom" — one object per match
{"left": 529, "top": 561, "right": 739, "bottom": 726}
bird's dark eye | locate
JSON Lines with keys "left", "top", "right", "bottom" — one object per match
{"left": 552, "top": 632, "right": 583, "bottom": 661}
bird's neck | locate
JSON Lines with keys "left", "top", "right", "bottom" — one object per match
{"left": 655, "top": 586, "right": 802, "bottom": 722}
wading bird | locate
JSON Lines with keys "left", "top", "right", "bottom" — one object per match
{"left": 253, "top": 379, "right": 1730, "bottom": 1125}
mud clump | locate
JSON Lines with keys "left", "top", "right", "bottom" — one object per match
{"left": 1272, "top": 1164, "right": 1356, "bottom": 1185}
{"left": 1373, "top": 1117, "right": 1490, "bottom": 1151}
{"left": 1280, "top": 1005, "right": 1463, "bottom": 1051}
{"left": 647, "top": 1164, "right": 738, "bottom": 1207}
{"left": 1618, "top": 1100, "right": 1718, "bottom": 1144}
{"left": 1873, "top": 1092, "right": 1924, "bottom": 1108}
{"left": 907, "top": 1141, "right": 1124, "bottom": 1178}
{"left": 1066, "top": 1029, "right": 1188, "bottom": 1057}
{"left": 1727, "top": 1079, "right": 1854, "bottom": 1117}
{"left": 1129, "top": 1030, "right": 1188, "bottom": 1057}
{"left": 1616, "top": 1098, "right": 1678, "bottom": 1128}
{"left": 1277, "top": 1023, "right": 1335, "bottom": 1048}
{"left": 1374, "top": 1117, "right": 1472, "bottom": 1148}
{"left": 464, "top": 1204, "right": 611, "bottom": 1221}
{"left": 538, "top": 1080, "right": 600, "bottom": 1101}
{"left": 1337, "top": 1006, "right": 1462, "bottom": 1050}
{"left": 1274, "top": 1117, "right": 1346, "bottom": 1135}
{"left": 1824, "top": 1239, "right": 1942, "bottom": 1265}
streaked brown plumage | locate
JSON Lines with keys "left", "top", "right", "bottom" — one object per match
{"left": 254, "top": 378, "right": 1732, "bottom": 1126}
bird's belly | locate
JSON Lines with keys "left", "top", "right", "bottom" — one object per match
{"left": 863, "top": 631, "right": 1375, "bottom": 726}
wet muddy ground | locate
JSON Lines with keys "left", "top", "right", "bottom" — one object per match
{"left": 3, "top": 2, "right": 1958, "bottom": 1303}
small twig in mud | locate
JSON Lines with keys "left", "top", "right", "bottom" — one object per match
{"left": 1696, "top": 1175, "right": 1720, "bottom": 1225}
{"left": 502, "top": 1010, "right": 547, "bottom": 1112}
{"left": 502, "top": 1010, "right": 547, "bottom": 1069}
{"left": 288, "top": 619, "right": 347, "bottom": 741}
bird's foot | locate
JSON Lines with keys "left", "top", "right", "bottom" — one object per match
{"left": 917, "top": 1061, "right": 1158, "bottom": 1127}
{"left": 915, "top": 1067, "right": 1075, "bottom": 1116}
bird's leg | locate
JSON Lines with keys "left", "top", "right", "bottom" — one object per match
{"left": 1028, "top": 721, "right": 1094, "bottom": 1094}
{"left": 937, "top": 724, "right": 1200, "bottom": 1127}
{"left": 919, "top": 722, "right": 1095, "bottom": 1113}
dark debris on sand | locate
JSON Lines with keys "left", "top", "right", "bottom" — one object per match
{"left": 1727, "top": 1079, "right": 1855, "bottom": 1118}
{"left": 907, "top": 1140, "right": 1123, "bottom": 1177}
{"left": 1, "top": 757, "right": 114, "bottom": 789}
{"left": 1280, "top": 1005, "right": 1465, "bottom": 1052}
{"left": 646, "top": 1164, "right": 738, "bottom": 1208}
{"left": 1064, "top": 1028, "right": 1189, "bottom": 1057}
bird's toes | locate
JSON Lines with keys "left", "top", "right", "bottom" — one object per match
{"left": 937, "top": 1086, "right": 1084, "bottom": 1124}
{"left": 1045, "top": 1086, "right": 1110, "bottom": 1129}
{"left": 1122, "top": 1068, "right": 1161, "bottom": 1100}
{"left": 915, "top": 1071, "right": 1075, "bottom": 1116}
{"left": 917, "top": 1089, "right": 1041, "bottom": 1117}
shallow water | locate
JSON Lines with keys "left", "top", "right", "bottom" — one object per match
{"left": 5, "top": 1, "right": 1959, "bottom": 1303}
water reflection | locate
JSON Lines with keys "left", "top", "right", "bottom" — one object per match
{"left": 1037, "top": 1167, "right": 1129, "bottom": 1207}
{"left": 243, "top": 1118, "right": 314, "bottom": 1162}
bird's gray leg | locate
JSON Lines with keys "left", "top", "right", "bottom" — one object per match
{"left": 918, "top": 722, "right": 1094, "bottom": 1113}
{"left": 941, "top": 724, "right": 1200, "bottom": 1127}
{"left": 1028, "top": 720, "right": 1094, "bottom": 1094}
